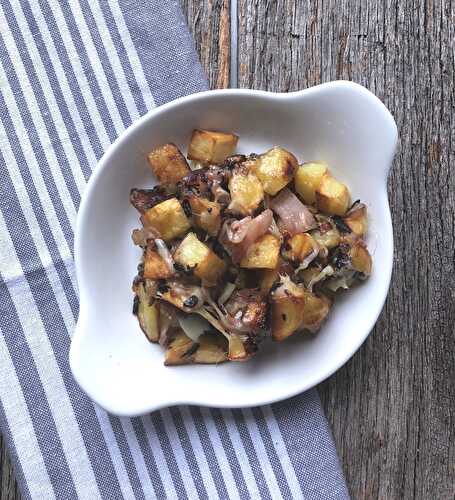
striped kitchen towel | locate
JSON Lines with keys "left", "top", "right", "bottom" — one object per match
{"left": 0, "top": 0, "right": 350, "bottom": 499}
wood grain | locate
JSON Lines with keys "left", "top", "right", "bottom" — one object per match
{"left": 0, "top": 435, "right": 20, "bottom": 500}
{"left": 237, "top": 1, "right": 455, "bottom": 499}
{"left": 181, "top": 0, "right": 231, "bottom": 89}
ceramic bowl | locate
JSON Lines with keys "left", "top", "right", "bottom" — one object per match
{"left": 70, "top": 81, "right": 398, "bottom": 416}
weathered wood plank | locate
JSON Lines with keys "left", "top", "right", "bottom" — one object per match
{"left": 181, "top": 0, "right": 230, "bottom": 89}
{"left": 238, "top": 1, "right": 455, "bottom": 499}
{"left": 0, "top": 435, "right": 20, "bottom": 500}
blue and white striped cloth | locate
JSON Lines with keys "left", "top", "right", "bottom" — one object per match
{"left": 0, "top": 1, "right": 350, "bottom": 498}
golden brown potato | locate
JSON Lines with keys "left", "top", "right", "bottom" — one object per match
{"left": 310, "top": 224, "right": 341, "bottom": 250}
{"left": 228, "top": 334, "right": 249, "bottom": 361}
{"left": 315, "top": 174, "right": 351, "bottom": 216}
{"left": 164, "top": 330, "right": 228, "bottom": 365}
{"left": 282, "top": 233, "right": 318, "bottom": 263}
{"left": 343, "top": 204, "right": 368, "bottom": 236}
{"left": 147, "top": 143, "right": 190, "bottom": 185}
{"left": 143, "top": 247, "right": 172, "bottom": 279}
{"left": 174, "top": 232, "right": 226, "bottom": 285}
{"left": 271, "top": 279, "right": 306, "bottom": 341}
{"left": 350, "top": 242, "right": 372, "bottom": 275}
{"left": 240, "top": 234, "right": 281, "bottom": 269}
{"left": 301, "top": 291, "right": 331, "bottom": 332}
{"left": 228, "top": 169, "right": 264, "bottom": 215}
{"left": 142, "top": 198, "right": 191, "bottom": 242}
{"left": 134, "top": 282, "right": 160, "bottom": 342}
{"left": 188, "top": 197, "right": 221, "bottom": 236}
{"left": 253, "top": 147, "right": 298, "bottom": 195}
{"left": 259, "top": 267, "right": 279, "bottom": 294}
{"left": 187, "top": 129, "right": 239, "bottom": 165}
{"left": 294, "top": 162, "right": 328, "bottom": 204}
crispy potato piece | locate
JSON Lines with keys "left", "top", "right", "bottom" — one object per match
{"left": 343, "top": 205, "right": 368, "bottom": 236}
{"left": 147, "top": 143, "right": 190, "bottom": 185}
{"left": 259, "top": 267, "right": 279, "bottom": 294}
{"left": 188, "top": 129, "right": 239, "bottom": 165}
{"left": 253, "top": 147, "right": 298, "bottom": 195}
{"left": 174, "top": 232, "right": 226, "bottom": 285}
{"left": 142, "top": 198, "right": 190, "bottom": 242}
{"left": 228, "top": 169, "right": 264, "bottom": 215}
{"left": 301, "top": 291, "right": 331, "bottom": 332}
{"left": 164, "top": 330, "right": 228, "bottom": 365}
{"left": 311, "top": 225, "right": 341, "bottom": 250}
{"left": 228, "top": 334, "right": 249, "bottom": 361}
{"left": 188, "top": 197, "right": 221, "bottom": 236}
{"left": 315, "top": 174, "right": 351, "bottom": 216}
{"left": 350, "top": 242, "right": 372, "bottom": 275}
{"left": 134, "top": 282, "right": 160, "bottom": 342}
{"left": 282, "top": 233, "right": 318, "bottom": 262}
{"left": 240, "top": 234, "right": 280, "bottom": 269}
{"left": 271, "top": 280, "right": 306, "bottom": 341}
{"left": 143, "top": 247, "right": 172, "bottom": 279}
{"left": 294, "top": 162, "right": 328, "bottom": 204}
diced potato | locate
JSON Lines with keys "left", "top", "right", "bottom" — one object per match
{"left": 294, "top": 162, "right": 328, "bottom": 204}
{"left": 188, "top": 197, "right": 221, "bottom": 236}
{"left": 282, "top": 233, "right": 318, "bottom": 262}
{"left": 301, "top": 291, "right": 331, "bottom": 332}
{"left": 240, "top": 234, "right": 280, "bottom": 269}
{"left": 271, "top": 281, "right": 306, "bottom": 341}
{"left": 134, "top": 282, "right": 160, "bottom": 342}
{"left": 143, "top": 247, "right": 172, "bottom": 279}
{"left": 343, "top": 205, "right": 368, "bottom": 236}
{"left": 311, "top": 225, "right": 340, "bottom": 249}
{"left": 350, "top": 242, "right": 372, "bottom": 275}
{"left": 253, "top": 147, "right": 298, "bottom": 195}
{"left": 259, "top": 267, "right": 279, "bottom": 294}
{"left": 142, "top": 198, "right": 191, "bottom": 242}
{"left": 174, "top": 232, "right": 226, "bottom": 285}
{"left": 147, "top": 143, "right": 190, "bottom": 185}
{"left": 188, "top": 129, "right": 239, "bottom": 165}
{"left": 315, "top": 175, "right": 351, "bottom": 216}
{"left": 196, "top": 333, "right": 228, "bottom": 364}
{"left": 228, "top": 169, "right": 264, "bottom": 215}
{"left": 228, "top": 334, "right": 249, "bottom": 361}
{"left": 164, "top": 330, "right": 228, "bottom": 365}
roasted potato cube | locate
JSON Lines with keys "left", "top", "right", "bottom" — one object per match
{"left": 253, "top": 147, "right": 298, "bottom": 195}
{"left": 228, "top": 169, "right": 264, "bottom": 215}
{"left": 240, "top": 234, "right": 280, "bottom": 269}
{"left": 143, "top": 247, "right": 172, "bottom": 279}
{"left": 294, "top": 162, "right": 328, "bottom": 204}
{"left": 134, "top": 283, "right": 160, "bottom": 342}
{"left": 311, "top": 224, "right": 340, "bottom": 249}
{"left": 343, "top": 204, "right": 368, "bottom": 236}
{"left": 301, "top": 291, "right": 331, "bottom": 332}
{"left": 174, "top": 232, "right": 226, "bottom": 285}
{"left": 142, "top": 198, "right": 190, "bottom": 242}
{"left": 228, "top": 334, "right": 249, "bottom": 361}
{"left": 164, "top": 330, "right": 228, "bottom": 365}
{"left": 282, "top": 233, "right": 318, "bottom": 262}
{"left": 350, "top": 242, "right": 372, "bottom": 275}
{"left": 188, "top": 197, "right": 221, "bottom": 236}
{"left": 315, "top": 175, "right": 351, "bottom": 216}
{"left": 188, "top": 129, "right": 239, "bottom": 165}
{"left": 259, "top": 268, "right": 279, "bottom": 294}
{"left": 147, "top": 143, "right": 190, "bottom": 185}
{"left": 271, "top": 280, "right": 306, "bottom": 341}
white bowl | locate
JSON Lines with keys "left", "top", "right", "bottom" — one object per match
{"left": 70, "top": 81, "right": 398, "bottom": 417}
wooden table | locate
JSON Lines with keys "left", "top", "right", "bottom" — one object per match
{"left": 1, "top": 1, "right": 454, "bottom": 499}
